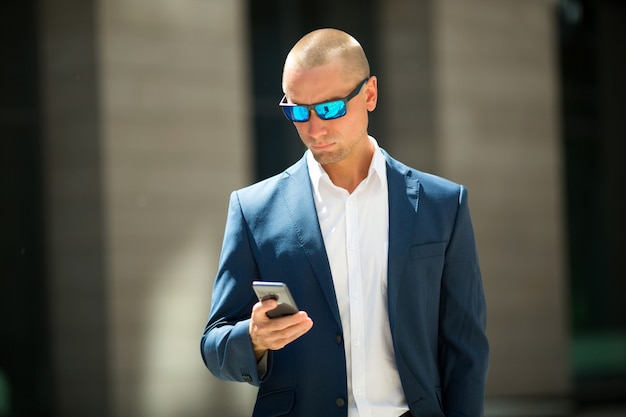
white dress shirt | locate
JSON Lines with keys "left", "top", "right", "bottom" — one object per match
{"left": 307, "top": 137, "right": 409, "bottom": 417}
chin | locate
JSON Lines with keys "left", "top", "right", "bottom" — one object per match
{"left": 313, "top": 151, "right": 346, "bottom": 166}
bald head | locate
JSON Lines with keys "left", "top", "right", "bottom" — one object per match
{"left": 282, "top": 28, "right": 370, "bottom": 92}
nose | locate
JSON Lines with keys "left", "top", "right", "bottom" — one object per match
{"left": 306, "top": 112, "right": 328, "bottom": 138}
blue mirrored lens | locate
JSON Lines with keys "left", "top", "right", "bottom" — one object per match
{"left": 283, "top": 106, "right": 309, "bottom": 122}
{"left": 291, "top": 106, "right": 310, "bottom": 121}
{"left": 315, "top": 100, "right": 346, "bottom": 120}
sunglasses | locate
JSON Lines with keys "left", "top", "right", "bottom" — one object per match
{"left": 279, "top": 78, "right": 370, "bottom": 123}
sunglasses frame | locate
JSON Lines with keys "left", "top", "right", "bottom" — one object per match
{"left": 279, "top": 77, "right": 370, "bottom": 123}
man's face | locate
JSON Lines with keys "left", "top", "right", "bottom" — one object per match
{"left": 282, "top": 61, "right": 377, "bottom": 167}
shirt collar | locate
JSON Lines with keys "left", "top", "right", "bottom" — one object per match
{"left": 306, "top": 136, "right": 387, "bottom": 192}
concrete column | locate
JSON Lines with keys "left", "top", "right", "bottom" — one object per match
{"left": 98, "top": 1, "right": 255, "bottom": 416}
{"left": 41, "top": 0, "right": 255, "bottom": 415}
{"left": 380, "top": 0, "right": 570, "bottom": 408}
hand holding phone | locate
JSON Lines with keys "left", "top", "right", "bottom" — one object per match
{"left": 249, "top": 281, "right": 312, "bottom": 357}
{"left": 252, "top": 281, "right": 298, "bottom": 318}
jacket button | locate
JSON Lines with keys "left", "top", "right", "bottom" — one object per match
{"left": 335, "top": 397, "right": 346, "bottom": 408}
{"left": 242, "top": 375, "right": 252, "bottom": 383}
{"left": 334, "top": 333, "right": 343, "bottom": 345}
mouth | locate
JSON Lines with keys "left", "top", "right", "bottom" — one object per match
{"left": 312, "top": 142, "right": 334, "bottom": 151}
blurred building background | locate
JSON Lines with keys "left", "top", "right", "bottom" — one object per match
{"left": 1, "top": 0, "right": 624, "bottom": 416}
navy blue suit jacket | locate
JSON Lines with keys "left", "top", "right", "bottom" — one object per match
{"left": 201, "top": 150, "right": 489, "bottom": 417}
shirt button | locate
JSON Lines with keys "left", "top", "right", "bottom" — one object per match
{"left": 334, "top": 334, "right": 343, "bottom": 345}
{"left": 335, "top": 397, "right": 346, "bottom": 408}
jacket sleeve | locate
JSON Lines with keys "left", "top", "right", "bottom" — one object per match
{"left": 200, "top": 191, "right": 265, "bottom": 386}
{"left": 439, "top": 186, "right": 489, "bottom": 417}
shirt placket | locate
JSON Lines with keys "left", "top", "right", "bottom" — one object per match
{"left": 345, "top": 193, "right": 369, "bottom": 417}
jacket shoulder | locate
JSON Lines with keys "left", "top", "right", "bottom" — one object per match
{"left": 237, "top": 155, "right": 306, "bottom": 193}
{"left": 383, "top": 149, "right": 463, "bottom": 195}
{"left": 234, "top": 155, "right": 308, "bottom": 209}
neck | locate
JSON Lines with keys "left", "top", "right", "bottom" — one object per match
{"left": 323, "top": 140, "right": 375, "bottom": 194}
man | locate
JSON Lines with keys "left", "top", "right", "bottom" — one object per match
{"left": 201, "top": 28, "right": 489, "bottom": 417}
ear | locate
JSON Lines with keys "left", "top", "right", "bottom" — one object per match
{"left": 365, "top": 76, "right": 378, "bottom": 111}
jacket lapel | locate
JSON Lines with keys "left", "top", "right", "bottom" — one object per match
{"left": 384, "top": 151, "right": 420, "bottom": 330}
{"left": 276, "top": 151, "right": 419, "bottom": 331}
{"left": 278, "top": 155, "right": 343, "bottom": 328}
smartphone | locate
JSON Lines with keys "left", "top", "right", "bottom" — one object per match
{"left": 252, "top": 281, "right": 299, "bottom": 318}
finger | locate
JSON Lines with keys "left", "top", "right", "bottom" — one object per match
{"left": 251, "top": 309, "right": 313, "bottom": 351}
{"left": 266, "top": 313, "right": 314, "bottom": 350}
